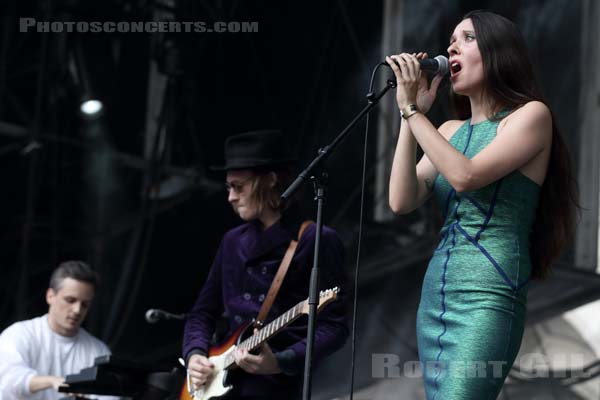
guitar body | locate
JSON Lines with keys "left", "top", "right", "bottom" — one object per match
{"left": 179, "top": 288, "right": 339, "bottom": 400}
{"left": 180, "top": 323, "right": 249, "bottom": 400}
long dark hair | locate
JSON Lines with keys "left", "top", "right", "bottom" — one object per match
{"left": 450, "top": 10, "right": 578, "bottom": 279}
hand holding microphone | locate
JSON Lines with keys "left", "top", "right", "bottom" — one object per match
{"left": 384, "top": 54, "right": 449, "bottom": 76}
{"left": 385, "top": 52, "right": 446, "bottom": 114}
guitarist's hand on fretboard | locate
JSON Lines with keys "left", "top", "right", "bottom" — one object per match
{"left": 180, "top": 288, "right": 340, "bottom": 400}
{"left": 233, "top": 341, "right": 281, "bottom": 375}
{"left": 188, "top": 354, "right": 216, "bottom": 389}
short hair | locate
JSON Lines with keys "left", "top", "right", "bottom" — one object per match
{"left": 49, "top": 260, "right": 99, "bottom": 291}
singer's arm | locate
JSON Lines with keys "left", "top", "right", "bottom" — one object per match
{"left": 387, "top": 52, "right": 446, "bottom": 214}
{"left": 404, "top": 101, "right": 551, "bottom": 192}
{"left": 388, "top": 53, "right": 551, "bottom": 193}
{"left": 389, "top": 119, "right": 460, "bottom": 214}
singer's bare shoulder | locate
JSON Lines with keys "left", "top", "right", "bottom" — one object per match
{"left": 438, "top": 119, "right": 467, "bottom": 141}
{"left": 498, "top": 101, "right": 551, "bottom": 138}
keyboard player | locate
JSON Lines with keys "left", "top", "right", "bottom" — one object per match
{"left": 0, "top": 261, "right": 116, "bottom": 400}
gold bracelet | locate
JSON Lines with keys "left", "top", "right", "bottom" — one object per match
{"left": 401, "top": 104, "right": 419, "bottom": 120}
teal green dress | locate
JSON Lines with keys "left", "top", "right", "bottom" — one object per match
{"left": 417, "top": 116, "right": 540, "bottom": 399}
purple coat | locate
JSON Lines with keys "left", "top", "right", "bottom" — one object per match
{"left": 183, "top": 217, "right": 348, "bottom": 397}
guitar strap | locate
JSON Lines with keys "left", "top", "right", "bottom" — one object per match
{"left": 254, "top": 220, "right": 313, "bottom": 328}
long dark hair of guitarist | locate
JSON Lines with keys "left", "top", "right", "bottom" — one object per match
{"left": 182, "top": 130, "right": 349, "bottom": 400}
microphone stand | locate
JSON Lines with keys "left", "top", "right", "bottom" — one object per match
{"left": 281, "top": 77, "right": 397, "bottom": 400}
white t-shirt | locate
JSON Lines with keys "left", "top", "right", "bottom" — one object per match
{"left": 0, "top": 314, "right": 111, "bottom": 400}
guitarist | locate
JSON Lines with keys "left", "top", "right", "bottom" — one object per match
{"left": 182, "top": 130, "right": 349, "bottom": 399}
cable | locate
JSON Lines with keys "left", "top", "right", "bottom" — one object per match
{"left": 348, "top": 61, "right": 388, "bottom": 400}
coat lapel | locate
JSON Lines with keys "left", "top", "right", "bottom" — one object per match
{"left": 244, "top": 220, "right": 291, "bottom": 263}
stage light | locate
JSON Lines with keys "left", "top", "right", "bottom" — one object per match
{"left": 71, "top": 41, "right": 105, "bottom": 119}
{"left": 80, "top": 98, "right": 103, "bottom": 116}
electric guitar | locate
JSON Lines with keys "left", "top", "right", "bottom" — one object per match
{"left": 180, "top": 287, "right": 340, "bottom": 400}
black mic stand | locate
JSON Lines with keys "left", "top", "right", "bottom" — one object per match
{"left": 281, "top": 77, "right": 397, "bottom": 400}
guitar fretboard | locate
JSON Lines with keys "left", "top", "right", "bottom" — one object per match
{"left": 223, "top": 301, "right": 305, "bottom": 368}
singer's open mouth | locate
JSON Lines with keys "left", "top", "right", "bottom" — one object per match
{"left": 450, "top": 61, "right": 462, "bottom": 75}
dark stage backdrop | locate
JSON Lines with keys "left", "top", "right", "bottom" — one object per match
{"left": 0, "top": 0, "right": 386, "bottom": 373}
{"left": 0, "top": 0, "right": 590, "bottom": 398}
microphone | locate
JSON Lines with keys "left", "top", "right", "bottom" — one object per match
{"left": 145, "top": 308, "right": 187, "bottom": 324}
{"left": 385, "top": 55, "right": 449, "bottom": 76}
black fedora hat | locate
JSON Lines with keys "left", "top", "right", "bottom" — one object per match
{"left": 212, "top": 129, "right": 297, "bottom": 171}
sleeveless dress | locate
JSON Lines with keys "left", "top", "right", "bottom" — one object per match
{"left": 416, "top": 116, "right": 540, "bottom": 399}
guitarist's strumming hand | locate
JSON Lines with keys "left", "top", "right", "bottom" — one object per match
{"left": 188, "top": 354, "right": 215, "bottom": 389}
{"left": 234, "top": 342, "right": 282, "bottom": 375}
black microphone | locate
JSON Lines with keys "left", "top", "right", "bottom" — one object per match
{"left": 384, "top": 55, "right": 449, "bottom": 76}
{"left": 145, "top": 308, "right": 187, "bottom": 324}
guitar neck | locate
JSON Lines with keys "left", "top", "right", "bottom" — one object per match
{"left": 223, "top": 301, "right": 305, "bottom": 369}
